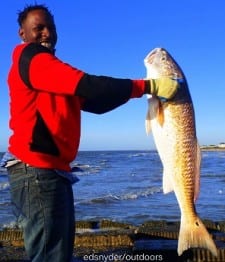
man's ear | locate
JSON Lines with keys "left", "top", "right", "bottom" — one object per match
{"left": 18, "top": 28, "right": 26, "bottom": 42}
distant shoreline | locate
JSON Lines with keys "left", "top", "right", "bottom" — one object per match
{"left": 1, "top": 148, "right": 225, "bottom": 154}
{"left": 201, "top": 147, "right": 225, "bottom": 151}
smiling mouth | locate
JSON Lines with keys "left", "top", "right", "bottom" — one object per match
{"left": 40, "top": 41, "right": 52, "bottom": 49}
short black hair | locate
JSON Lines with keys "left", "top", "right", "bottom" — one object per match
{"left": 17, "top": 4, "right": 54, "bottom": 26}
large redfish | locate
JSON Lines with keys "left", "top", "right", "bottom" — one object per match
{"left": 144, "top": 47, "right": 217, "bottom": 256}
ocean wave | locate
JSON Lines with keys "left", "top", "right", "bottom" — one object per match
{"left": 0, "top": 182, "right": 10, "bottom": 191}
{"left": 0, "top": 168, "right": 7, "bottom": 174}
{"left": 1, "top": 221, "right": 18, "bottom": 230}
{"left": 71, "top": 162, "right": 104, "bottom": 176}
{"left": 77, "top": 187, "right": 162, "bottom": 206}
{"left": 0, "top": 200, "right": 11, "bottom": 206}
{"left": 118, "top": 187, "right": 162, "bottom": 200}
{"left": 128, "top": 152, "right": 149, "bottom": 158}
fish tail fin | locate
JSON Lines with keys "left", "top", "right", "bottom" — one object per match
{"left": 178, "top": 215, "right": 218, "bottom": 257}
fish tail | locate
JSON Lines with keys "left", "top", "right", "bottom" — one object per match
{"left": 178, "top": 215, "right": 218, "bottom": 257}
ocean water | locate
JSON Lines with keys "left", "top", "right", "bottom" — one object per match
{"left": 0, "top": 150, "right": 224, "bottom": 229}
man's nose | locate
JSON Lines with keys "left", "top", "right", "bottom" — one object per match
{"left": 42, "top": 27, "right": 50, "bottom": 38}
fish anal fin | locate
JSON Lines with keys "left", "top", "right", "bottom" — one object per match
{"left": 178, "top": 216, "right": 218, "bottom": 257}
{"left": 162, "top": 170, "right": 173, "bottom": 194}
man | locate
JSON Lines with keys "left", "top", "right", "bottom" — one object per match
{"left": 4, "top": 4, "right": 179, "bottom": 262}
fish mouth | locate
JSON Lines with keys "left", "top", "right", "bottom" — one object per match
{"left": 144, "top": 47, "right": 184, "bottom": 79}
{"left": 144, "top": 47, "right": 166, "bottom": 63}
{"left": 148, "top": 47, "right": 165, "bottom": 56}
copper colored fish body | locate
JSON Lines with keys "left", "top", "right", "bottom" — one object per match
{"left": 145, "top": 48, "right": 217, "bottom": 256}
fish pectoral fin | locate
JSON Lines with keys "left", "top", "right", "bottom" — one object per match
{"left": 145, "top": 119, "right": 151, "bottom": 135}
{"left": 145, "top": 108, "right": 152, "bottom": 135}
{"left": 157, "top": 102, "right": 164, "bottom": 126}
{"left": 162, "top": 170, "right": 174, "bottom": 194}
{"left": 178, "top": 216, "right": 218, "bottom": 257}
{"left": 145, "top": 97, "right": 164, "bottom": 135}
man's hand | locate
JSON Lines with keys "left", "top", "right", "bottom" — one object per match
{"left": 146, "top": 77, "right": 180, "bottom": 99}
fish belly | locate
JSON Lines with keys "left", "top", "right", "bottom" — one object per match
{"left": 149, "top": 97, "right": 198, "bottom": 204}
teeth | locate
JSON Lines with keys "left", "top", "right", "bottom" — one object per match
{"left": 41, "top": 42, "right": 52, "bottom": 49}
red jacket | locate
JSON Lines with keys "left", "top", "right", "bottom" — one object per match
{"left": 8, "top": 43, "right": 146, "bottom": 171}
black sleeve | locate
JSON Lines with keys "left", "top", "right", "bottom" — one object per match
{"left": 75, "top": 73, "right": 133, "bottom": 114}
{"left": 18, "top": 43, "right": 52, "bottom": 89}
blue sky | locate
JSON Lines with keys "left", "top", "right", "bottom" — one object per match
{"left": 1, "top": 0, "right": 225, "bottom": 151}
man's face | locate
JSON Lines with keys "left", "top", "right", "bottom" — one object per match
{"left": 19, "top": 9, "right": 57, "bottom": 52}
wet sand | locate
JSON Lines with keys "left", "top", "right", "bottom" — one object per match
{"left": 0, "top": 220, "right": 225, "bottom": 261}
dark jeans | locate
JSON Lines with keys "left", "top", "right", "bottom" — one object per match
{"left": 7, "top": 163, "right": 75, "bottom": 262}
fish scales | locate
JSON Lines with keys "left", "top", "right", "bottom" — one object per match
{"left": 144, "top": 47, "right": 217, "bottom": 256}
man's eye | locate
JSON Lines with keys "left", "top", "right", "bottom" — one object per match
{"left": 34, "top": 25, "right": 44, "bottom": 32}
